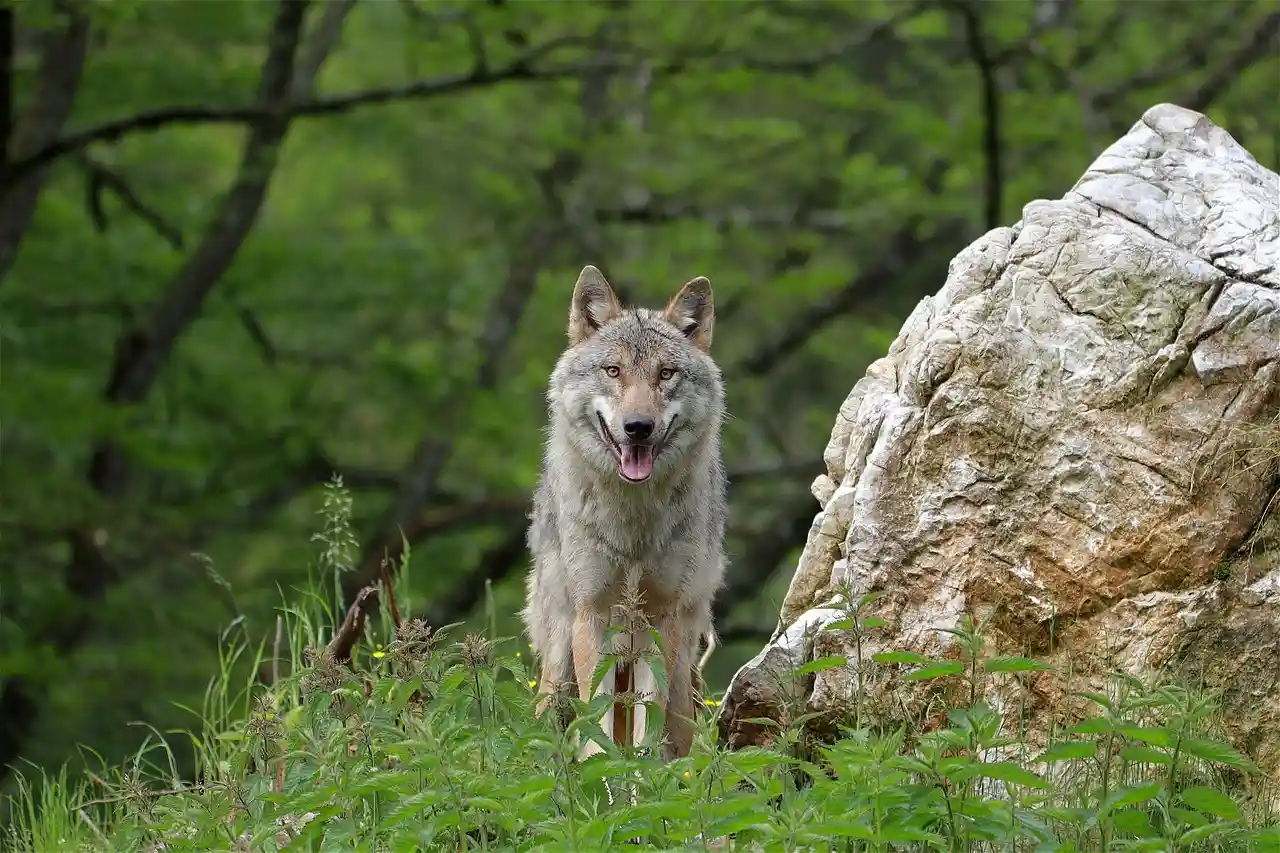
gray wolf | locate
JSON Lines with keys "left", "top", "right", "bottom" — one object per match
{"left": 522, "top": 264, "right": 727, "bottom": 760}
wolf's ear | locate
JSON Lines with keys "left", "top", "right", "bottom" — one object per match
{"left": 663, "top": 276, "right": 714, "bottom": 352}
{"left": 569, "top": 265, "right": 621, "bottom": 345}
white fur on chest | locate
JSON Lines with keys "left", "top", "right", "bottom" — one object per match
{"left": 555, "top": 475, "right": 703, "bottom": 606}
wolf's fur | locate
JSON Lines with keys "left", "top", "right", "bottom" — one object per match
{"left": 522, "top": 265, "right": 727, "bottom": 760}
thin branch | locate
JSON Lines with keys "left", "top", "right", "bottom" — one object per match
{"left": 1183, "top": 12, "right": 1280, "bottom": 114}
{"left": 346, "top": 87, "right": 596, "bottom": 602}
{"left": 717, "top": 123, "right": 873, "bottom": 324}
{"left": 594, "top": 199, "right": 854, "bottom": 235}
{"left": 234, "top": 304, "right": 278, "bottom": 365}
{"left": 2, "top": 35, "right": 596, "bottom": 185}
{"left": 90, "top": 0, "right": 313, "bottom": 494}
{"left": 1070, "top": 2, "right": 1129, "bottom": 69}
{"left": 949, "top": 0, "right": 1003, "bottom": 231}
{"left": 0, "top": 0, "right": 320, "bottom": 788}
{"left": 6, "top": 8, "right": 936, "bottom": 189}
{"left": 728, "top": 458, "right": 824, "bottom": 484}
{"left": 422, "top": 526, "right": 528, "bottom": 629}
{"left": 734, "top": 160, "right": 954, "bottom": 378}
{"left": 78, "top": 154, "right": 184, "bottom": 249}
{"left": 1091, "top": 9, "right": 1251, "bottom": 111}
{"left": 237, "top": 450, "right": 402, "bottom": 521}
{"left": 711, "top": 625, "right": 774, "bottom": 646}
{"left": 0, "top": 0, "right": 90, "bottom": 283}
{"left": 0, "top": 5, "right": 13, "bottom": 174}
{"left": 291, "top": 0, "right": 359, "bottom": 102}
{"left": 460, "top": 9, "right": 490, "bottom": 74}
{"left": 735, "top": 223, "right": 922, "bottom": 378}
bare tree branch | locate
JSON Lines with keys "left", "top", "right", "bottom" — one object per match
{"left": 422, "top": 526, "right": 528, "bottom": 630}
{"left": 292, "top": 0, "right": 359, "bottom": 102}
{"left": 343, "top": 21, "right": 626, "bottom": 601}
{"left": 1183, "top": 12, "right": 1280, "bottom": 114}
{"left": 0, "top": 0, "right": 89, "bottom": 282}
{"left": 0, "top": 5, "right": 13, "bottom": 174}
{"left": 736, "top": 223, "right": 921, "bottom": 378}
{"left": 346, "top": 153, "right": 582, "bottom": 602}
{"left": 1091, "top": 9, "right": 1253, "bottom": 111}
{"left": 0, "top": 0, "right": 327, "bottom": 786}
{"left": 948, "top": 0, "right": 1003, "bottom": 231}
{"left": 1, "top": 35, "right": 598, "bottom": 185}
{"left": 594, "top": 199, "right": 855, "bottom": 235}
{"left": 234, "top": 304, "right": 279, "bottom": 365}
{"left": 4, "top": 5, "right": 935, "bottom": 190}
{"left": 90, "top": 0, "right": 312, "bottom": 493}
{"left": 712, "top": 495, "right": 821, "bottom": 631}
{"left": 734, "top": 160, "right": 956, "bottom": 378}
{"left": 78, "top": 154, "right": 184, "bottom": 250}
{"left": 711, "top": 625, "right": 774, "bottom": 646}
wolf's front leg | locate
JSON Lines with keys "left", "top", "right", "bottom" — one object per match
{"left": 571, "top": 606, "right": 612, "bottom": 759}
{"left": 533, "top": 647, "right": 574, "bottom": 729}
{"left": 656, "top": 613, "right": 698, "bottom": 760}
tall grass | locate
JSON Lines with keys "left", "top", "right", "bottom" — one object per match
{"left": 4, "top": 479, "right": 1276, "bottom": 851}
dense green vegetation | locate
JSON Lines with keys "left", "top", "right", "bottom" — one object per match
{"left": 1, "top": 0, "right": 1277, "bottom": 824}
{"left": 5, "top": 482, "right": 1278, "bottom": 850}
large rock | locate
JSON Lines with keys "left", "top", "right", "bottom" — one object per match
{"left": 717, "top": 104, "right": 1280, "bottom": 778}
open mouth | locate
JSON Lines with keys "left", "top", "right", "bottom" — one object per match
{"left": 597, "top": 413, "right": 664, "bottom": 483}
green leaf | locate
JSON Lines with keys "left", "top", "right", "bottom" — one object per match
{"left": 1102, "top": 781, "right": 1162, "bottom": 815}
{"left": 1178, "top": 786, "right": 1241, "bottom": 820}
{"left": 872, "top": 651, "right": 934, "bottom": 665}
{"left": 1074, "top": 691, "right": 1115, "bottom": 711}
{"left": 1180, "top": 737, "right": 1260, "bottom": 771}
{"left": 1177, "top": 820, "right": 1242, "bottom": 845}
{"left": 974, "top": 761, "right": 1050, "bottom": 789}
{"left": 906, "top": 661, "right": 964, "bottom": 680}
{"left": 1117, "top": 725, "right": 1171, "bottom": 747}
{"left": 1064, "top": 717, "right": 1113, "bottom": 735}
{"left": 795, "top": 655, "right": 847, "bottom": 676}
{"left": 1035, "top": 740, "right": 1097, "bottom": 762}
{"left": 983, "top": 655, "right": 1053, "bottom": 673}
{"left": 1110, "top": 809, "right": 1157, "bottom": 837}
{"left": 1119, "top": 745, "right": 1171, "bottom": 766}
{"left": 1253, "top": 824, "right": 1280, "bottom": 848}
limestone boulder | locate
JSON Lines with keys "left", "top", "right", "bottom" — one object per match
{"left": 717, "top": 104, "right": 1280, "bottom": 779}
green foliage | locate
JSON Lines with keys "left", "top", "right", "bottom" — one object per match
{"left": 4, "top": 487, "right": 1277, "bottom": 851}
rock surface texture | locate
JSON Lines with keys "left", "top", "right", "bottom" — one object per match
{"left": 717, "top": 104, "right": 1280, "bottom": 779}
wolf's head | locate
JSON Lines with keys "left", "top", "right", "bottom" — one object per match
{"left": 548, "top": 265, "right": 724, "bottom": 485}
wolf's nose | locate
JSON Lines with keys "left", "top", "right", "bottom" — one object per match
{"left": 623, "top": 415, "right": 655, "bottom": 440}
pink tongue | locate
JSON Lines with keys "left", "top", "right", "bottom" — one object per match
{"left": 620, "top": 445, "right": 654, "bottom": 480}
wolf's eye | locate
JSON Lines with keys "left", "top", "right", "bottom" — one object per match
{"left": 604, "top": 366, "right": 620, "bottom": 378}
{"left": 659, "top": 368, "right": 676, "bottom": 381}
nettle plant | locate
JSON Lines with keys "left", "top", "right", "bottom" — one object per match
{"left": 5, "top": 481, "right": 1277, "bottom": 852}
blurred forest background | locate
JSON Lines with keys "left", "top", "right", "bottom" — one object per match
{"left": 0, "top": 0, "right": 1277, "bottom": 797}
